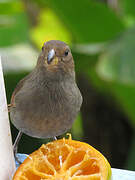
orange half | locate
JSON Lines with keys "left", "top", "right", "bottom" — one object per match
{"left": 13, "top": 135, "right": 111, "bottom": 180}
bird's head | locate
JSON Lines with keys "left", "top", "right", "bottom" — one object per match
{"left": 37, "top": 40, "right": 74, "bottom": 75}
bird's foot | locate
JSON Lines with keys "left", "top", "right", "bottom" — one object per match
{"left": 13, "top": 147, "right": 22, "bottom": 165}
{"left": 8, "top": 103, "right": 16, "bottom": 112}
{"left": 13, "top": 131, "right": 23, "bottom": 165}
{"left": 7, "top": 104, "right": 11, "bottom": 112}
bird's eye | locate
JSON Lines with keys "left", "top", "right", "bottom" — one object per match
{"left": 64, "top": 50, "right": 69, "bottom": 56}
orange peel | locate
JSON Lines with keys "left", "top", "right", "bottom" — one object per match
{"left": 13, "top": 135, "right": 111, "bottom": 180}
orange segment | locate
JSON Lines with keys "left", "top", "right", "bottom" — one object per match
{"left": 13, "top": 137, "right": 111, "bottom": 180}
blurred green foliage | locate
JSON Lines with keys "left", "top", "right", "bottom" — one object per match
{"left": 122, "top": 0, "right": 135, "bottom": 17}
{"left": 1, "top": 0, "right": 135, "bottom": 170}
{"left": 31, "top": 9, "right": 71, "bottom": 48}
{"left": 0, "top": 0, "right": 29, "bottom": 46}
{"left": 44, "top": 0, "right": 125, "bottom": 43}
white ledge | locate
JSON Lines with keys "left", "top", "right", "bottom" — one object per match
{"left": 112, "top": 168, "right": 135, "bottom": 180}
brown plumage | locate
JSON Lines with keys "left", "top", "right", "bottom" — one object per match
{"left": 10, "top": 40, "right": 82, "bottom": 139}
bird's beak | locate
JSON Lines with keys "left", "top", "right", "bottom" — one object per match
{"left": 47, "top": 49, "right": 58, "bottom": 65}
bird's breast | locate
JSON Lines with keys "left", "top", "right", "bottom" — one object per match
{"left": 14, "top": 77, "right": 81, "bottom": 118}
{"left": 10, "top": 76, "right": 82, "bottom": 138}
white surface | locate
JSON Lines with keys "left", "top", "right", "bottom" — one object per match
{"left": 0, "top": 56, "right": 16, "bottom": 180}
{"left": 112, "top": 168, "right": 135, "bottom": 180}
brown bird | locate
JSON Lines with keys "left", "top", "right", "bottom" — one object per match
{"left": 9, "top": 40, "right": 82, "bottom": 162}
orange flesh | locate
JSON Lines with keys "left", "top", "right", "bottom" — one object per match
{"left": 13, "top": 137, "right": 111, "bottom": 180}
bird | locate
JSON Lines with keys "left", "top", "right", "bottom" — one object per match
{"left": 9, "top": 40, "right": 82, "bottom": 163}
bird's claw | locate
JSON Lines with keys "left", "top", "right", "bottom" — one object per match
{"left": 8, "top": 103, "right": 16, "bottom": 112}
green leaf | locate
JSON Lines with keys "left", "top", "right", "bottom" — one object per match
{"left": 97, "top": 26, "right": 135, "bottom": 85}
{"left": 0, "top": 13, "right": 29, "bottom": 46}
{"left": 109, "top": 83, "right": 135, "bottom": 126}
{"left": 89, "top": 65, "right": 135, "bottom": 126}
{"left": 73, "top": 50, "right": 135, "bottom": 126}
{"left": 0, "top": 1, "right": 29, "bottom": 46}
{"left": 95, "top": 27, "right": 135, "bottom": 126}
{"left": 0, "top": 1, "right": 22, "bottom": 15}
{"left": 30, "top": 9, "right": 71, "bottom": 49}
{"left": 43, "top": 0, "right": 125, "bottom": 43}
{"left": 121, "top": 0, "right": 135, "bottom": 17}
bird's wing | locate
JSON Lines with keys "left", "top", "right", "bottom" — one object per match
{"left": 10, "top": 73, "right": 32, "bottom": 108}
